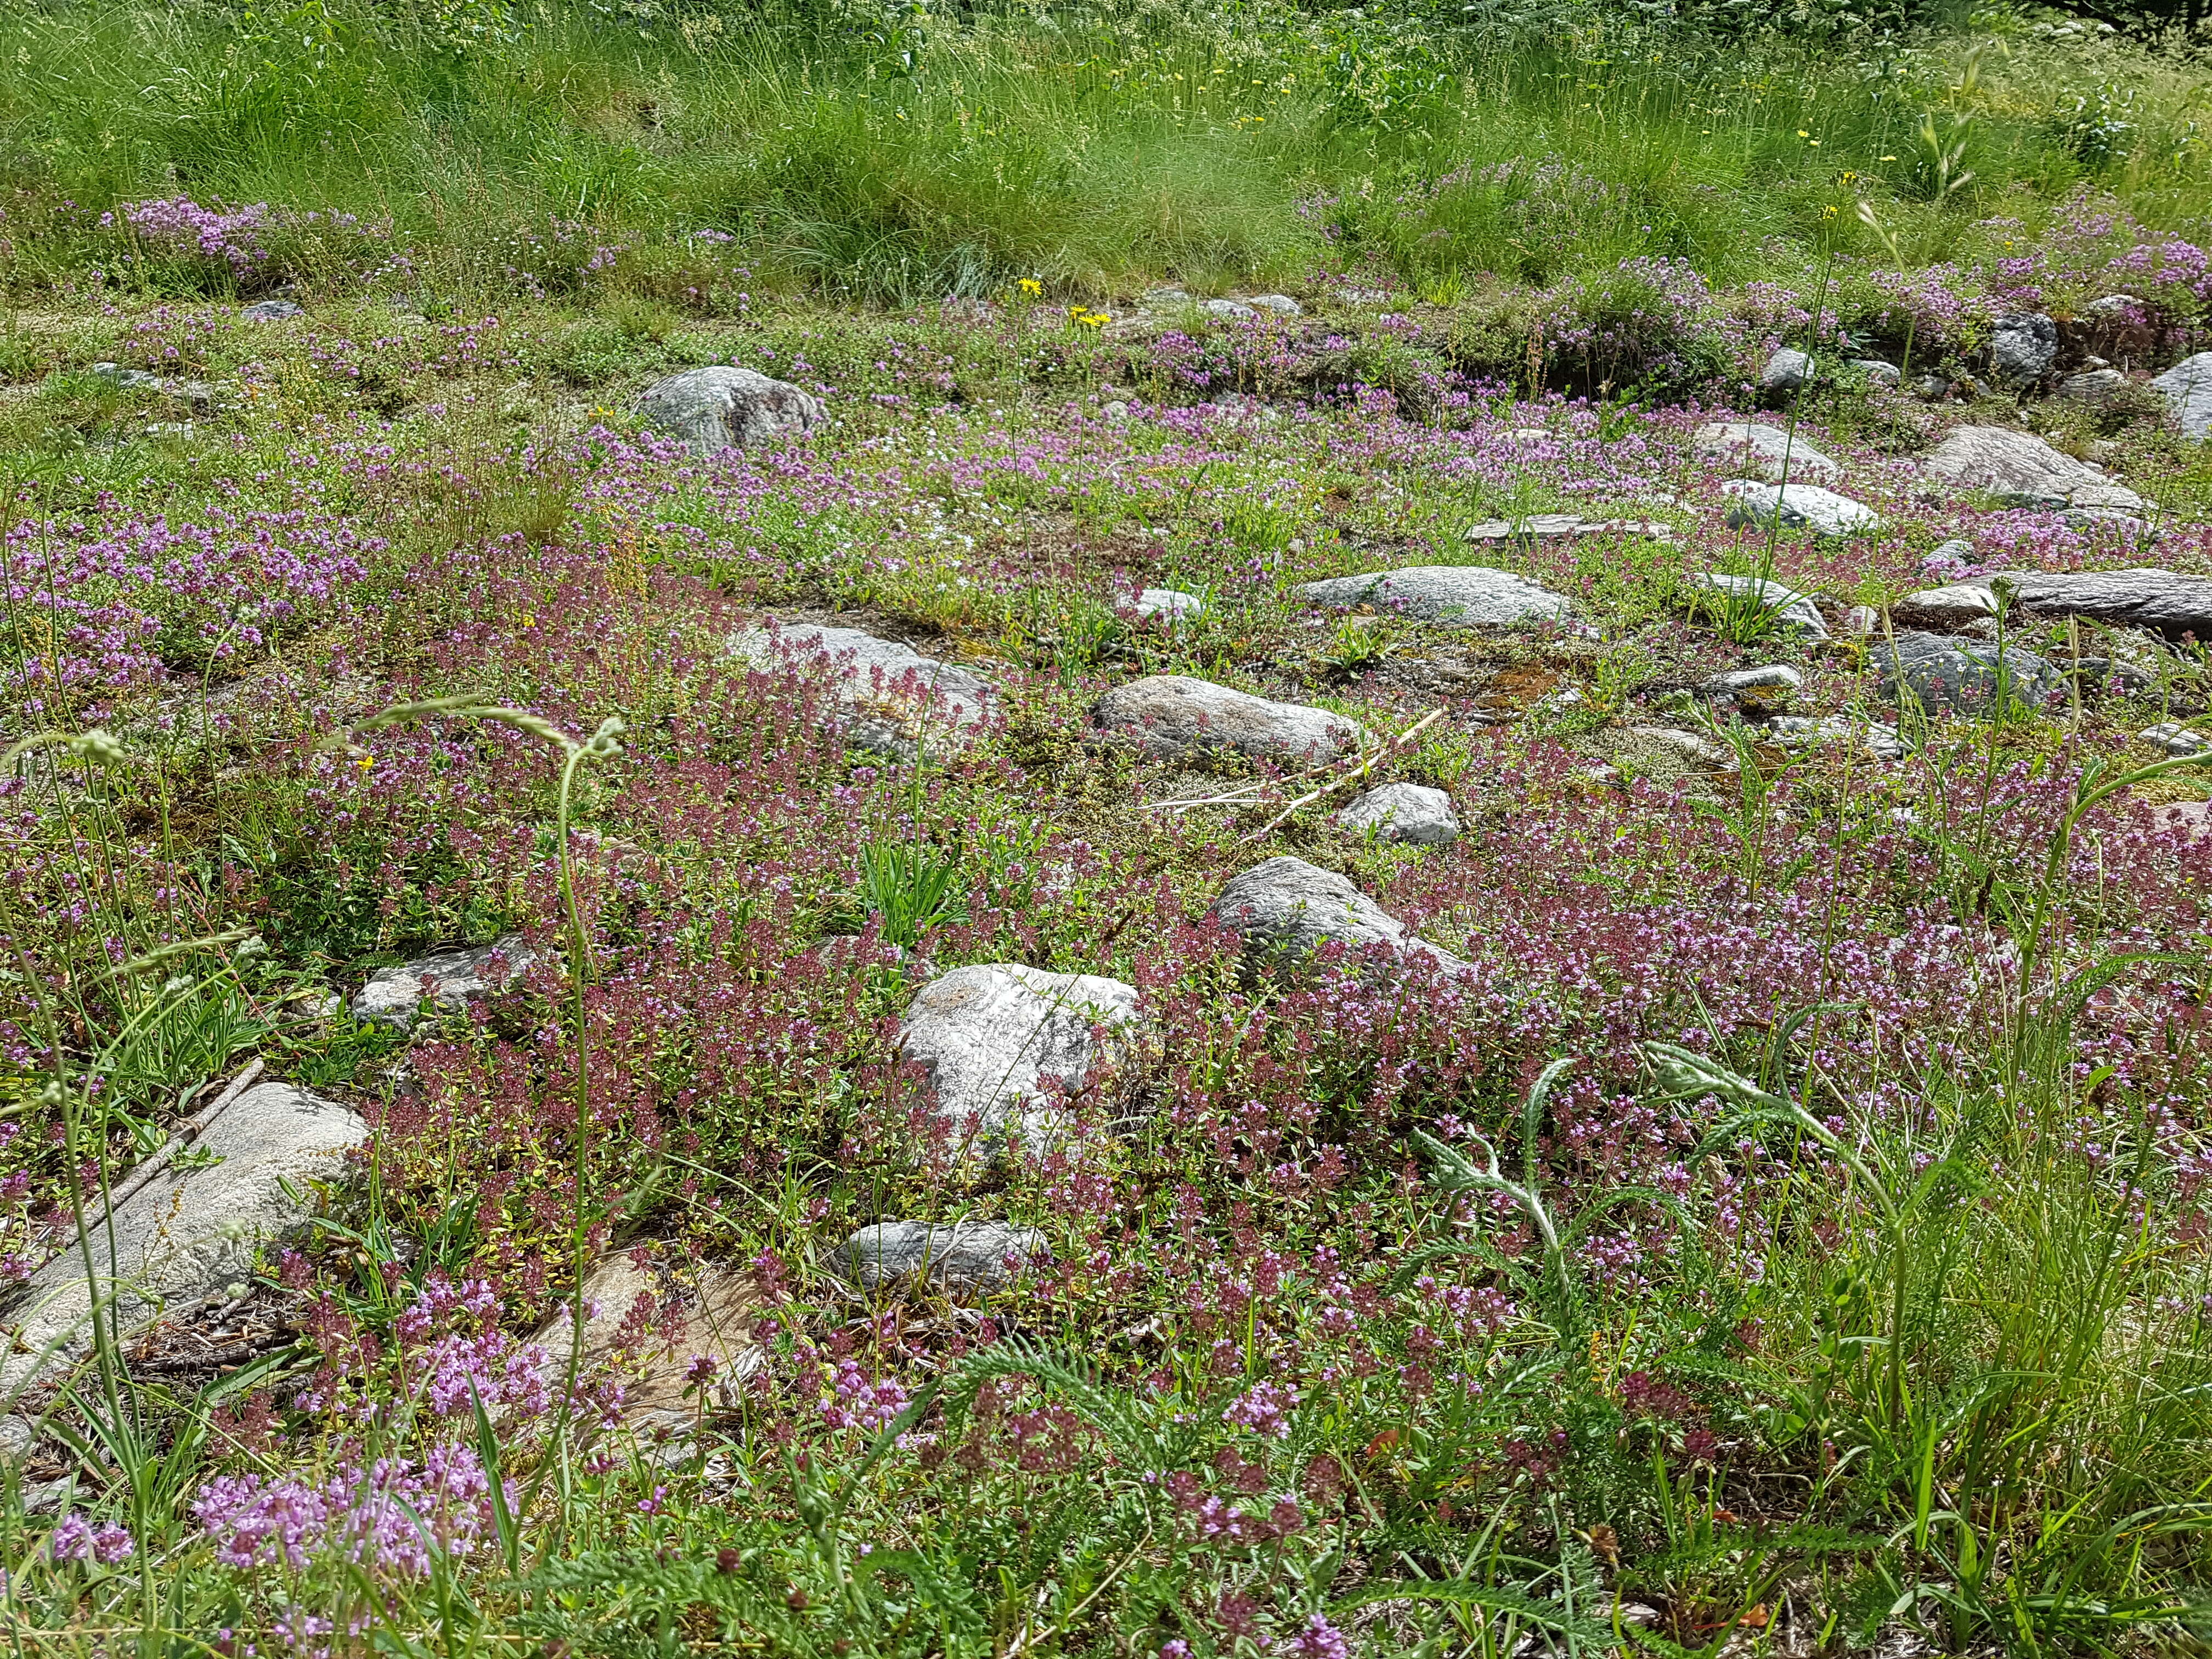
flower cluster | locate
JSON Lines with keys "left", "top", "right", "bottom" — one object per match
{"left": 193, "top": 1443, "right": 506, "bottom": 1579}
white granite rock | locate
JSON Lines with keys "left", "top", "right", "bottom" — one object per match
{"left": 1093, "top": 675, "right": 1363, "bottom": 762}
{"left": 353, "top": 935, "right": 535, "bottom": 1030}
{"left": 1691, "top": 574, "right": 1828, "bottom": 639}
{"left": 732, "top": 623, "right": 995, "bottom": 759}
{"left": 0, "top": 1084, "right": 367, "bottom": 1401}
{"left": 1335, "top": 782, "right": 1460, "bottom": 846}
{"left": 1132, "top": 588, "right": 1205, "bottom": 624}
{"left": 827, "top": 1221, "right": 1047, "bottom": 1295}
{"left": 634, "top": 366, "right": 825, "bottom": 456}
{"left": 900, "top": 965, "right": 1142, "bottom": 1142}
{"left": 1921, "top": 426, "right": 2148, "bottom": 512}
{"left": 1896, "top": 583, "right": 2002, "bottom": 627}
{"left": 1692, "top": 422, "right": 1841, "bottom": 483}
{"left": 1296, "top": 566, "right": 1573, "bottom": 627}
{"left": 1720, "top": 480, "right": 1881, "bottom": 537}
{"left": 1215, "top": 856, "right": 1464, "bottom": 974}
{"left": 2151, "top": 353, "right": 2212, "bottom": 439}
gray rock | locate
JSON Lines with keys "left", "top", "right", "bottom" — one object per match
{"left": 1132, "top": 588, "right": 1204, "bottom": 623}
{"left": 1767, "top": 716, "right": 1911, "bottom": 762}
{"left": 1721, "top": 480, "right": 1880, "bottom": 537}
{"left": 1463, "top": 514, "right": 1671, "bottom": 546}
{"left": 1876, "top": 630, "right": 2062, "bottom": 715}
{"left": 1691, "top": 574, "right": 1829, "bottom": 639}
{"left": 732, "top": 623, "right": 994, "bottom": 759}
{"left": 1921, "top": 426, "right": 2148, "bottom": 513}
{"left": 1335, "top": 782, "right": 1460, "bottom": 846}
{"left": 1094, "top": 675, "right": 1362, "bottom": 763}
{"left": 900, "top": 964, "right": 1141, "bottom": 1142}
{"left": 2140, "top": 721, "right": 2211, "bottom": 757}
{"left": 1760, "top": 348, "right": 1813, "bottom": 398}
{"left": 353, "top": 935, "right": 535, "bottom": 1030}
{"left": 1699, "top": 664, "right": 1803, "bottom": 698}
{"left": 827, "top": 1221, "right": 1047, "bottom": 1295}
{"left": 633, "top": 366, "right": 825, "bottom": 457}
{"left": 1249, "top": 295, "right": 1302, "bottom": 316}
{"left": 240, "top": 298, "right": 302, "bottom": 321}
{"left": 89, "top": 363, "right": 161, "bottom": 391}
{"left": 1924, "top": 538, "right": 1978, "bottom": 573}
{"left": 2059, "top": 368, "right": 2129, "bottom": 404}
{"left": 528, "top": 1255, "right": 762, "bottom": 1432}
{"left": 1989, "top": 313, "right": 2058, "bottom": 386}
{"left": 1896, "top": 583, "right": 2002, "bottom": 627}
{"left": 1999, "top": 568, "right": 2212, "bottom": 639}
{"left": 1852, "top": 359, "right": 1903, "bottom": 388}
{"left": 2083, "top": 294, "right": 2139, "bottom": 320}
{"left": 1631, "top": 726, "right": 1733, "bottom": 766}
{"left": 1840, "top": 605, "right": 1881, "bottom": 637}
{"left": 0, "top": 1084, "right": 366, "bottom": 1401}
{"left": 2151, "top": 353, "right": 2212, "bottom": 439}
{"left": 1204, "top": 298, "right": 1257, "bottom": 321}
{"left": 1296, "top": 566, "right": 1573, "bottom": 627}
{"left": 1214, "top": 856, "right": 1464, "bottom": 974}
{"left": 1691, "top": 421, "right": 1841, "bottom": 483}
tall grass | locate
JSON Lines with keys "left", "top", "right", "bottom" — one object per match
{"left": 1, "top": 0, "right": 2207, "bottom": 299}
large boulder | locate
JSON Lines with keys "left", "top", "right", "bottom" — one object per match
{"left": 1989, "top": 313, "right": 2059, "bottom": 386}
{"left": 2150, "top": 354, "right": 2212, "bottom": 439}
{"left": 0, "top": 1084, "right": 367, "bottom": 1401}
{"left": 1759, "top": 348, "right": 1812, "bottom": 400}
{"left": 1875, "top": 630, "right": 2062, "bottom": 715}
{"left": 900, "top": 965, "right": 1142, "bottom": 1143}
{"left": 1214, "top": 856, "right": 1464, "bottom": 974}
{"left": 1295, "top": 566, "right": 1573, "bottom": 627}
{"left": 1999, "top": 568, "right": 2212, "bottom": 639}
{"left": 1093, "top": 675, "right": 1363, "bottom": 763}
{"left": 1720, "top": 480, "right": 1880, "bottom": 537}
{"left": 353, "top": 935, "right": 535, "bottom": 1030}
{"left": 633, "top": 366, "right": 825, "bottom": 456}
{"left": 1920, "top": 426, "right": 2148, "bottom": 513}
{"left": 1692, "top": 422, "right": 1841, "bottom": 483}
{"left": 826, "top": 1221, "right": 1047, "bottom": 1296}
{"left": 733, "top": 623, "right": 994, "bottom": 759}
{"left": 1691, "top": 574, "right": 1828, "bottom": 639}
{"left": 1335, "top": 782, "right": 1461, "bottom": 846}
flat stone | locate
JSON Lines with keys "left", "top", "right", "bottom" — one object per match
{"left": 1989, "top": 313, "right": 2058, "bottom": 386}
{"left": 1767, "top": 716, "right": 1910, "bottom": 761}
{"left": 1463, "top": 514, "right": 1671, "bottom": 545}
{"left": 1296, "top": 566, "right": 1574, "bottom": 627}
{"left": 1921, "top": 426, "right": 2148, "bottom": 512}
{"left": 900, "top": 964, "right": 1142, "bottom": 1142}
{"left": 353, "top": 935, "right": 535, "bottom": 1030}
{"left": 2059, "top": 368, "right": 2129, "bottom": 404}
{"left": 1691, "top": 574, "right": 1828, "bottom": 639}
{"left": 732, "top": 623, "right": 994, "bottom": 759}
{"left": 1093, "top": 675, "right": 1363, "bottom": 762}
{"left": 1132, "top": 588, "right": 1204, "bottom": 623}
{"left": 89, "top": 363, "right": 161, "bottom": 391}
{"left": 1895, "top": 583, "right": 2002, "bottom": 627}
{"left": 2141, "top": 722, "right": 2211, "bottom": 757}
{"left": 0, "top": 1084, "right": 367, "bottom": 1401}
{"left": 529, "top": 1254, "right": 761, "bottom": 1431}
{"left": 633, "top": 365, "right": 825, "bottom": 456}
{"left": 1335, "top": 782, "right": 1460, "bottom": 846}
{"left": 1852, "top": 359, "right": 1903, "bottom": 387}
{"left": 1691, "top": 422, "right": 1841, "bottom": 483}
{"left": 240, "top": 298, "right": 302, "bottom": 321}
{"left": 1630, "top": 726, "right": 1733, "bottom": 766}
{"left": 826, "top": 1221, "right": 1047, "bottom": 1295}
{"left": 1840, "top": 605, "right": 1881, "bottom": 637}
{"left": 1249, "top": 295, "right": 1302, "bottom": 316}
{"left": 1923, "top": 539, "right": 1978, "bottom": 576}
{"left": 1998, "top": 568, "right": 2212, "bottom": 639}
{"left": 2151, "top": 353, "right": 2212, "bottom": 439}
{"left": 1699, "top": 664, "right": 1803, "bottom": 698}
{"left": 1875, "top": 630, "right": 2062, "bottom": 715}
{"left": 1205, "top": 299, "right": 1257, "bottom": 320}
{"left": 1214, "top": 856, "right": 1464, "bottom": 974}
{"left": 1720, "top": 480, "right": 1881, "bottom": 537}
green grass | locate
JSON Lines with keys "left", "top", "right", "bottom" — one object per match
{"left": 1, "top": 0, "right": 2207, "bottom": 301}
